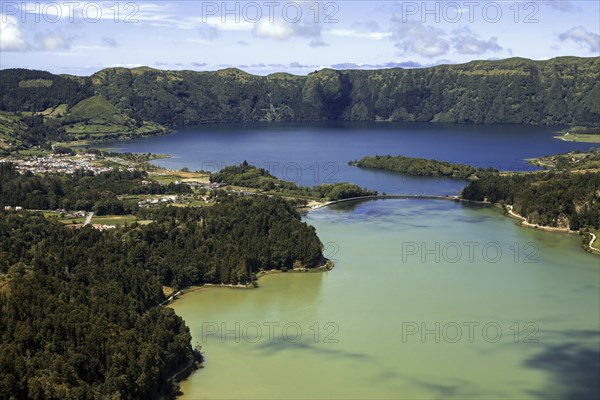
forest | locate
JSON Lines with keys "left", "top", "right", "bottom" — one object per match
{"left": 1, "top": 57, "right": 598, "bottom": 149}
{"left": 349, "top": 155, "right": 498, "bottom": 180}
{"left": 0, "top": 192, "right": 326, "bottom": 398}
{"left": 461, "top": 171, "right": 600, "bottom": 230}
{"left": 134, "top": 196, "right": 325, "bottom": 288}
{"left": 0, "top": 212, "right": 193, "bottom": 399}
{"left": 211, "top": 162, "right": 377, "bottom": 201}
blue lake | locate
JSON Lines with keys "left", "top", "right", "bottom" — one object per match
{"left": 100, "top": 122, "right": 595, "bottom": 195}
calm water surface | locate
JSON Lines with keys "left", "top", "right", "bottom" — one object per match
{"left": 105, "top": 123, "right": 598, "bottom": 399}
{"left": 102, "top": 122, "right": 596, "bottom": 195}
{"left": 172, "top": 200, "right": 599, "bottom": 399}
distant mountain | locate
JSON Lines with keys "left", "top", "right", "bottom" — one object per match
{"left": 1, "top": 57, "right": 599, "bottom": 132}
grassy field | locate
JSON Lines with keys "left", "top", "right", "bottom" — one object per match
{"left": 43, "top": 211, "right": 153, "bottom": 227}
{"left": 172, "top": 200, "right": 212, "bottom": 207}
{"left": 91, "top": 215, "right": 138, "bottom": 226}
{"left": 43, "top": 212, "right": 86, "bottom": 225}
{"left": 40, "top": 104, "right": 68, "bottom": 118}
{"left": 555, "top": 133, "right": 600, "bottom": 143}
{"left": 149, "top": 170, "right": 210, "bottom": 184}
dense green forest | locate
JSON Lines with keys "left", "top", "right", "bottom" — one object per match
{"left": 0, "top": 163, "right": 190, "bottom": 214}
{"left": 461, "top": 171, "right": 600, "bottom": 230}
{"left": 1, "top": 57, "right": 598, "bottom": 148}
{"left": 0, "top": 193, "right": 326, "bottom": 398}
{"left": 0, "top": 70, "right": 92, "bottom": 112}
{"left": 349, "top": 155, "right": 498, "bottom": 179}
{"left": 0, "top": 212, "right": 193, "bottom": 399}
{"left": 134, "top": 196, "right": 325, "bottom": 287}
{"left": 211, "top": 162, "right": 377, "bottom": 200}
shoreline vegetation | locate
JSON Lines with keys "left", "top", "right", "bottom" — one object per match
{"left": 349, "top": 153, "right": 599, "bottom": 255}
{"left": 554, "top": 126, "right": 600, "bottom": 143}
{"left": 311, "top": 194, "right": 600, "bottom": 255}
{"left": 504, "top": 204, "right": 600, "bottom": 255}
{"left": 527, "top": 148, "right": 600, "bottom": 171}
{"left": 504, "top": 204, "right": 574, "bottom": 233}
{"left": 210, "top": 162, "right": 378, "bottom": 203}
{"left": 163, "top": 260, "right": 335, "bottom": 306}
{"left": 349, "top": 155, "right": 497, "bottom": 180}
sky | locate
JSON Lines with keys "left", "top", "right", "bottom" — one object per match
{"left": 0, "top": 0, "right": 599, "bottom": 75}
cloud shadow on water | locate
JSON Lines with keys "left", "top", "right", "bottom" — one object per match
{"left": 252, "top": 336, "right": 373, "bottom": 362}
{"left": 524, "top": 340, "right": 600, "bottom": 400}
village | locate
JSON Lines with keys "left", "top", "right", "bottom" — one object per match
{"left": 0, "top": 152, "right": 253, "bottom": 232}
{"left": 0, "top": 153, "right": 117, "bottom": 175}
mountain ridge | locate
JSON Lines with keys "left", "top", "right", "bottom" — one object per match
{"left": 1, "top": 56, "right": 598, "bottom": 146}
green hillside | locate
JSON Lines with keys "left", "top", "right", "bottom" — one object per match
{"left": 69, "top": 95, "right": 121, "bottom": 120}
{"left": 87, "top": 56, "right": 599, "bottom": 127}
{"left": 0, "top": 56, "right": 599, "bottom": 148}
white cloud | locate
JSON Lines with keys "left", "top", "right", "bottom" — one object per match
{"left": 391, "top": 22, "right": 505, "bottom": 57}
{"left": 253, "top": 19, "right": 295, "bottom": 40}
{"left": 559, "top": 26, "right": 600, "bottom": 53}
{"left": 453, "top": 34, "right": 502, "bottom": 55}
{"left": 328, "top": 20, "right": 391, "bottom": 41}
{"left": 34, "top": 31, "right": 72, "bottom": 51}
{"left": 1, "top": 14, "right": 76, "bottom": 53}
{"left": 247, "top": 1, "right": 324, "bottom": 44}
{"left": 329, "top": 29, "right": 392, "bottom": 41}
{"left": 0, "top": 14, "right": 29, "bottom": 51}
{"left": 199, "top": 17, "right": 253, "bottom": 32}
{"left": 252, "top": 17, "right": 322, "bottom": 41}
{"left": 392, "top": 21, "right": 449, "bottom": 58}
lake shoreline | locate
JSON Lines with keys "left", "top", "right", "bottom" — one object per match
{"left": 164, "top": 260, "right": 335, "bottom": 307}
{"left": 502, "top": 204, "right": 598, "bottom": 255}
{"left": 504, "top": 204, "right": 574, "bottom": 233}
{"left": 313, "top": 195, "right": 598, "bottom": 255}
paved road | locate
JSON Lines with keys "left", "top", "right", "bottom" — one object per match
{"left": 589, "top": 232, "right": 598, "bottom": 251}
{"left": 83, "top": 212, "right": 94, "bottom": 226}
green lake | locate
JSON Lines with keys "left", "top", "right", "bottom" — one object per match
{"left": 171, "top": 199, "right": 600, "bottom": 399}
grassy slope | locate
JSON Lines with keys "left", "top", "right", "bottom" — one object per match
{"left": 64, "top": 95, "right": 168, "bottom": 139}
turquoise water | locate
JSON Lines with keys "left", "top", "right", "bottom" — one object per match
{"left": 105, "top": 122, "right": 599, "bottom": 398}
{"left": 172, "top": 200, "right": 600, "bottom": 399}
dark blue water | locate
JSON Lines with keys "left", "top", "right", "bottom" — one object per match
{"left": 101, "top": 122, "right": 596, "bottom": 195}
